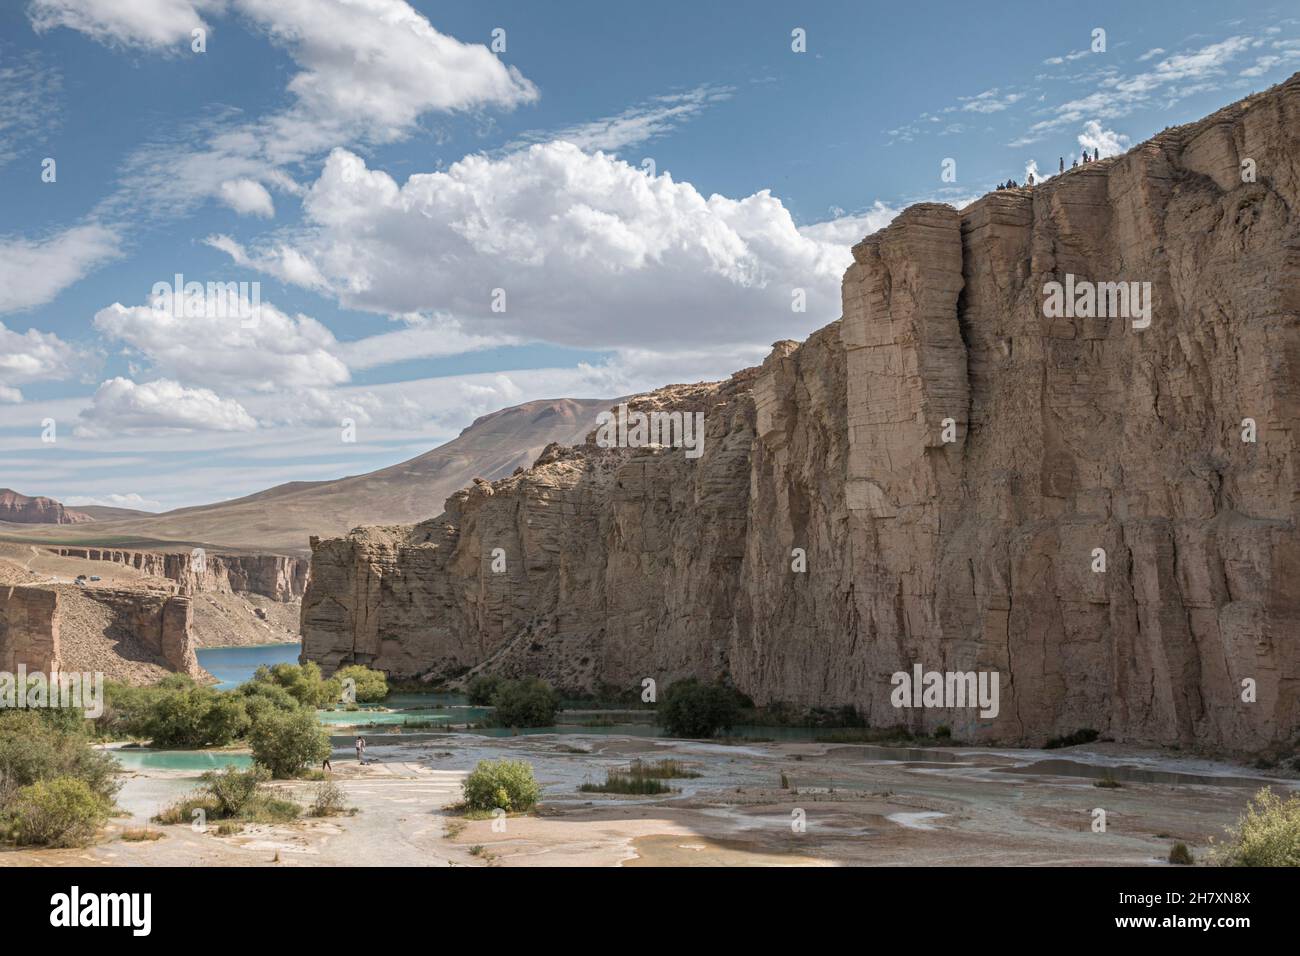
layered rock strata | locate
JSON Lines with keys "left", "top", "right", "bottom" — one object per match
{"left": 49, "top": 548, "right": 307, "bottom": 602}
{"left": 301, "top": 75, "right": 1300, "bottom": 750}
{"left": 0, "top": 584, "right": 199, "bottom": 678}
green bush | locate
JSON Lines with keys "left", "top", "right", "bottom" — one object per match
{"left": 1169, "top": 842, "right": 1194, "bottom": 865}
{"left": 462, "top": 759, "right": 541, "bottom": 813}
{"left": 0, "top": 710, "right": 120, "bottom": 808}
{"left": 5, "top": 777, "right": 110, "bottom": 848}
{"left": 491, "top": 678, "right": 559, "bottom": 728}
{"left": 578, "top": 759, "right": 696, "bottom": 795}
{"left": 248, "top": 662, "right": 340, "bottom": 709}
{"left": 466, "top": 674, "right": 503, "bottom": 706}
{"left": 154, "top": 793, "right": 219, "bottom": 826}
{"left": 147, "top": 687, "right": 250, "bottom": 748}
{"left": 236, "top": 681, "right": 301, "bottom": 722}
{"left": 658, "top": 679, "right": 742, "bottom": 738}
{"left": 334, "top": 665, "right": 388, "bottom": 704}
{"left": 248, "top": 707, "right": 331, "bottom": 778}
{"left": 155, "top": 770, "right": 301, "bottom": 826}
{"left": 1213, "top": 788, "right": 1300, "bottom": 867}
{"left": 200, "top": 766, "right": 270, "bottom": 817}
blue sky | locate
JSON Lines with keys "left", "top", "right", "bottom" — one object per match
{"left": 1, "top": 0, "right": 1297, "bottom": 511}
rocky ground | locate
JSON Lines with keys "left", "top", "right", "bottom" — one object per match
{"left": 4, "top": 735, "right": 1292, "bottom": 867}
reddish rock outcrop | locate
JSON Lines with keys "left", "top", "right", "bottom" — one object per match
{"left": 301, "top": 75, "right": 1300, "bottom": 751}
{"left": 0, "top": 489, "right": 91, "bottom": 525}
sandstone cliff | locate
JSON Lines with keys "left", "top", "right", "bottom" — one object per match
{"left": 0, "top": 583, "right": 199, "bottom": 681}
{"left": 0, "top": 489, "right": 91, "bottom": 525}
{"left": 49, "top": 547, "right": 307, "bottom": 602}
{"left": 301, "top": 74, "right": 1300, "bottom": 751}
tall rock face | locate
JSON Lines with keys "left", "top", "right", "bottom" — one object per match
{"left": 302, "top": 75, "right": 1300, "bottom": 750}
{"left": 0, "top": 585, "right": 199, "bottom": 678}
{"left": 0, "top": 490, "right": 91, "bottom": 525}
{"left": 0, "top": 587, "right": 61, "bottom": 671}
{"left": 49, "top": 548, "right": 308, "bottom": 602}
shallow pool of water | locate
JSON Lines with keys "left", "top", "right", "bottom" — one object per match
{"left": 110, "top": 749, "right": 253, "bottom": 772}
{"left": 998, "top": 758, "right": 1275, "bottom": 788}
{"left": 317, "top": 708, "right": 453, "bottom": 727}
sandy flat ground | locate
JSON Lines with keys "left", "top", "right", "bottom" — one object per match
{"left": 2, "top": 733, "right": 1293, "bottom": 867}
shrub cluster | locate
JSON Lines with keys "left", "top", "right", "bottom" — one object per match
{"left": 1213, "top": 788, "right": 1300, "bottom": 867}
{"left": 462, "top": 759, "right": 541, "bottom": 813}
{"left": 0, "top": 710, "right": 119, "bottom": 848}
{"left": 657, "top": 679, "right": 743, "bottom": 738}
{"left": 490, "top": 678, "right": 560, "bottom": 728}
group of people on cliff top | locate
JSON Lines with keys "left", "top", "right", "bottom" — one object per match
{"left": 1062, "top": 147, "right": 1103, "bottom": 172}
{"left": 996, "top": 147, "right": 1104, "bottom": 191}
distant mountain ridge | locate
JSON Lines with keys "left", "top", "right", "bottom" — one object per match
{"left": 0, "top": 398, "right": 617, "bottom": 556}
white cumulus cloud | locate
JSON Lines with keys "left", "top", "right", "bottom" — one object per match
{"left": 215, "top": 143, "right": 878, "bottom": 355}
{"left": 1077, "top": 120, "right": 1130, "bottom": 158}
{"left": 218, "top": 178, "right": 275, "bottom": 217}
{"left": 27, "top": 0, "right": 216, "bottom": 51}
{"left": 0, "top": 321, "right": 86, "bottom": 402}
{"left": 77, "top": 378, "right": 257, "bottom": 434}
{"left": 92, "top": 292, "right": 349, "bottom": 392}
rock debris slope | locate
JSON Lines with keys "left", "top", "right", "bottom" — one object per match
{"left": 302, "top": 75, "right": 1300, "bottom": 750}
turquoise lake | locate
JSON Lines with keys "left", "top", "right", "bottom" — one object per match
{"left": 196, "top": 642, "right": 301, "bottom": 689}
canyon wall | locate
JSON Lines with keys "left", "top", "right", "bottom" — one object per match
{"left": 0, "top": 586, "right": 60, "bottom": 671}
{"left": 301, "top": 75, "right": 1300, "bottom": 750}
{"left": 49, "top": 547, "right": 308, "bottom": 602}
{"left": 0, "top": 584, "right": 199, "bottom": 678}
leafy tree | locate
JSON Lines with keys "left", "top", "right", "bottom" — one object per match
{"left": 250, "top": 662, "right": 340, "bottom": 709}
{"left": 237, "top": 680, "right": 300, "bottom": 721}
{"left": 466, "top": 674, "right": 502, "bottom": 706}
{"left": 491, "top": 678, "right": 559, "bottom": 728}
{"left": 143, "top": 687, "right": 248, "bottom": 748}
{"left": 334, "top": 664, "right": 389, "bottom": 703}
{"left": 658, "top": 679, "right": 742, "bottom": 738}
{"left": 248, "top": 708, "right": 331, "bottom": 778}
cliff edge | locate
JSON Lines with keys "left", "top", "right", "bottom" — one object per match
{"left": 301, "top": 74, "right": 1300, "bottom": 751}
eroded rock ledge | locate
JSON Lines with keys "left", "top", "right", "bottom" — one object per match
{"left": 301, "top": 74, "right": 1300, "bottom": 750}
{"left": 0, "top": 584, "right": 199, "bottom": 680}
{"left": 49, "top": 547, "right": 308, "bottom": 602}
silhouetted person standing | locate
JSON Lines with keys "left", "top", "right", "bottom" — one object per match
{"left": 1059, "top": 156, "right": 1065, "bottom": 173}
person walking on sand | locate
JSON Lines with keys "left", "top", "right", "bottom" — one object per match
{"left": 355, "top": 735, "right": 366, "bottom": 765}
{"left": 323, "top": 754, "right": 332, "bottom": 772}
